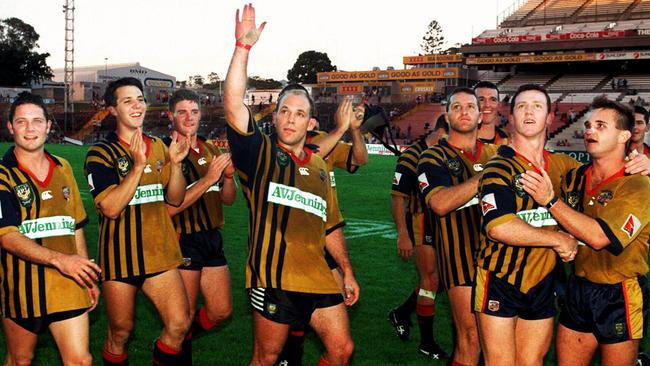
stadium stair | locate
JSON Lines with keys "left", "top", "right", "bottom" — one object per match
{"left": 543, "top": 74, "right": 563, "bottom": 89}
{"left": 518, "top": 0, "right": 549, "bottom": 26}
{"left": 497, "top": 74, "right": 514, "bottom": 87}
{"left": 549, "top": 106, "right": 589, "bottom": 139}
{"left": 72, "top": 109, "right": 110, "bottom": 141}
{"left": 594, "top": 74, "right": 616, "bottom": 91}
{"left": 619, "top": 0, "right": 642, "bottom": 20}
{"left": 569, "top": 0, "right": 593, "bottom": 23}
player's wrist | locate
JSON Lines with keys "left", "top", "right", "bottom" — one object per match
{"left": 236, "top": 41, "right": 252, "bottom": 51}
{"left": 545, "top": 195, "right": 558, "bottom": 209}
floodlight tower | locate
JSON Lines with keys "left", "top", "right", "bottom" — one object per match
{"left": 63, "top": 0, "right": 75, "bottom": 133}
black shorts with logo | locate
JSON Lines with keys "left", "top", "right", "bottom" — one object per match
{"left": 248, "top": 287, "right": 343, "bottom": 326}
{"left": 9, "top": 308, "right": 88, "bottom": 334}
{"left": 560, "top": 275, "right": 649, "bottom": 344}
{"left": 178, "top": 228, "right": 227, "bottom": 270}
{"left": 111, "top": 270, "right": 165, "bottom": 288}
{"left": 473, "top": 267, "right": 556, "bottom": 320}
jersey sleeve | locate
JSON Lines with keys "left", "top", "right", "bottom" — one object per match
{"left": 325, "top": 172, "right": 345, "bottom": 234}
{"left": 84, "top": 143, "right": 119, "bottom": 205}
{"left": 61, "top": 158, "right": 88, "bottom": 229}
{"left": 330, "top": 142, "right": 358, "bottom": 173}
{"left": 595, "top": 177, "right": 650, "bottom": 255}
{"left": 0, "top": 166, "right": 20, "bottom": 237}
{"left": 157, "top": 139, "right": 172, "bottom": 188}
{"left": 417, "top": 147, "right": 452, "bottom": 204}
{"left": 226, "top": 107, "right": 264, "bottom": 181}
{"left": 391, "top": 159, "right": 415, "bottom": 197}
{"left": 479, "top": 158, "right": 519, "bottom": 238}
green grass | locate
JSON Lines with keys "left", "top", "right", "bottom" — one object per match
{"left": 0, "top": 143, "right": 645, "bottom": 365}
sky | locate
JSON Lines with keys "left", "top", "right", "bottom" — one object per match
{"left": 1, "top": 0, "right": 510, "bottom": 82}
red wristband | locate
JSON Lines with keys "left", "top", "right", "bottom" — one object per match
{"left": 236, "top": 41, "right": 252, "bottom": 50}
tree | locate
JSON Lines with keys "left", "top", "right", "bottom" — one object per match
{"left": 287, "top": 51, "right": 336, "bottom": 84}
{"left": 420, "top": 20, "right": 445, "bottom": 54}
{"left": 192, "top": 74, "right": 204, "bottom": 87}
{"left": 207, "top": 72, "right": 220, "bottom": 85}
{"left": 247, "top": 76, "right": 282, "bottom": 90}
{"left": 0, "top": 17, "right": 53, "bottom": 86}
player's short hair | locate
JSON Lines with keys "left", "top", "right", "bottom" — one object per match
{"left": 590, "top": 96, "right": 635, "bottom": 134}
{"left": 169, "top": 89, "right": 201, "bottom": 112}
{"left": 434, "top": 113, "right": 449, "bottom": 133}
{"left": 9, "top": 92, "right": 50, "bottom": 122}
{"left": 446, "top": 87, "right": 479, "bottom": 112}
{"left": 277, "top": 84, "right": 316, "bottom": 117}
{"left": 634, "top": 105, "right": 649, "bottom": 125}
{"left": 104, "top": 77, "right": 144, "bottom": 107}
{"left": 510, "top": 84, "right": 551, "bottom": 114}
{"left": 473, "top": 80, "right": 500, "bottom": 100}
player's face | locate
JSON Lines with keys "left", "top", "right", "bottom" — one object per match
{"left": 110, "top": 85, "right": 146, "bottom": 130}
{"left": 476, "top": 87, "right": 499, "bottom": 125}
{"left": 171, "top": 100, "right": 201, "bottom": 137}
{"left": 511, "top": 90, "right": 551, "bottom": 138}
{"left": 7, "top": 103, "right": 52, "bottom": 153}
{"left": 583, "top": 108, "right": 630, "bottom": 158}
{"left": 446, "top": 92, "right": 480, "bottom": 134}
{"left": 631, "top": 112, "right": 648, "bottom": 143}
{"left": 276, "top": 94, "right": 310, "bottom": 148}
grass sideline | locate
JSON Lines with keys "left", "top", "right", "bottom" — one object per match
{"left": 0, "top": 142, "right": 644, "bottom": 365}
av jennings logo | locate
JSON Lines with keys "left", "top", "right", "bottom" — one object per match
{"left": 516, "top": 207, "right": 557, "bottom": 227}
{"left": 129, "top": 184, "right": 165, "bottom": 205}
{"left": 267, "top": 182, "right": 327, "bottom": 221}
{"left": 19, "top": 215, "right": 76, "bottom": 239}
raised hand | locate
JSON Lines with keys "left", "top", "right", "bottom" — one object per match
{"left": 335, "top": 97, "right": 354, "bottom": 132}
{"left": 520, "top": 169, "right": 555, "bottom": 206}
{"left": 625, "top": 149, "right": 650, "bottom": 176}
{"left": 169, "top": 130, "right": 191, "bottom": 165}
{"left": 235, "top": 3, "right": 266, "bottom": 47}
{"left": 130, "top": 128, "right": 147, "bottom": 169}
{"left": 204, "top": 153, "right": 232, "bottom": 185}
{"left": 351, "top": 103, "right": 366, "bottom": 131}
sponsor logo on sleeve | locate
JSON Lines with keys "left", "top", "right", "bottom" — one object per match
{"left": 481, "top": 193, "right": 497, "bottom": 215}
{"left": 418, "top": 173, "right": 429, "bottom": 192}
{"left": 393, "top": 172, "right": 402, "bottom": 185}
{"left": 621, "top": 214, "right": 641, "bottom": 238}
{"left": 87, "top": 174, "right": 95, "bottom": 191}
{"left": 329, "top": 171, "right": 336, "bottom": 187}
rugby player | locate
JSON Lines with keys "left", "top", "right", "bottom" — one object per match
{"left": 84, "top": 77, "right": 192, "bottom": 365}
{"left": 0, "top": 93, "right": 101, "bottom": 366}
{"left": 417, "top": 88, "right": 498, "bottom": 366}
{"left": 630, "top": 105, "right": 649, "bottom": 158}
{"left": 224, "top": 4, "right": 359, "bottom": 366}
{"left": 165, "top": 89, "right": 237, "bottom": 364}
{"left": 474, "top": 81, "right": 509, "bottom": 145}
{"left": 520, "top": 96, "right": 650, "bottom": 366}
{"left": 388, "top": 118, "right": 448, "bottom": 359}
{"left": 278, "top": 92, "right": 368, "bottom": 366}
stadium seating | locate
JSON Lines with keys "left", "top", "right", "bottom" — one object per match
{"left": 563, "top": 92, "right": 620, "bottom": 103}
{"left": 547, "top": 74, "right": 609, "bottom": 92}
{"left": 499, "top": 73, "right": 556, "bottom": 92}
{"left": 615, "top": 75, "right": 650, "bottom": 90}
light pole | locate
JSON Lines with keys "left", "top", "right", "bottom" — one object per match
{"left": 104, "top": 57, "right": 108, "bottom": 83}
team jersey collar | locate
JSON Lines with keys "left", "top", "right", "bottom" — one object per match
{"left": 513, "top": 149, "right": 550, "bottom": 174}
{"left": 2, "top": 147, "right": 62, "bottom": 187}
{"left": 445, "top": 139, "right": 484, "bottom": 162}
{"left": 189, "top": 138, "right": 203, "bottom": 156}
{"left": 277, "top": 144, "right": 313, "bottom": 166}
{"left": 584, "top": 165, "right": 626, "bottom": 196}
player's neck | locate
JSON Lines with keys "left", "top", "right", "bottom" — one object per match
{"left": 448, "top": 129, "right": 478, "bottom": 153}
{"left": 511, "top": 134, "right": 546, "bottom": 168}
{"left": 477, "top": 121, "right": 496, "bottom": 140}
{"left": 14, "top": 147, "right": 49, "bottom": 179}
{"left": 591, "top": 153, "right": 626, "bottom": 186}
{"left": 628, "top": 140, "right": 645, "bottom": 155}
{"left": 116, "top": 123, "right": 140, "bottom": 144}
{"left": 278, "top": 141, "right": 306, "bottom": 160}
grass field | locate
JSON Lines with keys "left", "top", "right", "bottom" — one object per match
{"left": 0, "top": 143, "right": 645, "bottom": 365}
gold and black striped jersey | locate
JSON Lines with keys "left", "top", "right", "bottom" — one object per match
{"left": 417, "top": 139, "right": 497, "bottom": 289}
{"left": 307, "top": 130, "right": 359, "bottom": 176}
{"left": 478, "top": 126, "right": 509, "bottom": 145}
{"left": 85, "top": 132, "right": 182, "bottom": 281}
{"left": 227, "top": 110, "right": 344, "bottom": 294}
{"left": 163, "top": 136, "right": 226, "bottom": 234}
{"left": 0, "top": 147, "right": 91, "bottom": 318}
{"left": 392, "top": 139, "right": 429, "bottom": 215}
{"left": 561, "top": 165, "right": 650, "bottom": 284}
{"left": 478, "top": 145, "right": 580, "bottom": 293}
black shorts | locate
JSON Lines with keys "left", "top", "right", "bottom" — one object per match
{"left": 9, "top": 308, "right": 88, "bottom": 334}
{"left": 560, "top": 275, "right": 649, "bottom": 344}
{"left": 111, "top": 271, "right": 164, "bottom": 288}
{"left": 178, "top": 228, "right": 227, "bottom": 270}
{"left": 472, "top": 267, "right": 556, "bottom": 320}
{"left": 248, "top": 288, "right": 343, "bottom": 326}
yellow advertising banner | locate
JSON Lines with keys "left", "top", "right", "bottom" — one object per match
{"left": 403, "top": 54, "right": 462, "bottom": 64}
{"left": 399, "top": 82, "right": 438, "bottom": 94}
{"left": 318, "top": 68, "right": 458, "bottom": 83}
{"left": 465, "top": 53, "right": 596, "bottom": 65}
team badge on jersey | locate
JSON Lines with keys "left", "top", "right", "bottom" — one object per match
{"left": 597, "top": 190, "right": 613, "bottom": 206}
{"left": 418, "top": 173, "right": 429, "bottom": 191}
{"left": 156, "top": 160, "right": 164, "bottom": 173}
{"left": 62, "top": 186, "right": 70, "bottom": 201}
{"left": 319, "top": 169, "right": 327, "bottom": 182}
{"left": 512, "top": 174, "right": 526, "bottom": 197}
{"left": 446, "top": 158, "right": 463, "bottom": 177}
{"left": 393, "top": 172, "right": 402, "bottom": 185}
{"left": 566, "top": 192, "right": 580, "bottom": 208}
{"left": 621, "top": 213, "right": 641, "bottom": 238}
{"left": 14, "top": 183, "right": 34, "bottom": 208}
{"left": 481, "top": 193, "right": 497, "bottom": 215}
{"left": 277, "top": 150, "right": 289, "bottom": 167}
{"left": 116, "top": 156, "right": 131, "bottom": 177}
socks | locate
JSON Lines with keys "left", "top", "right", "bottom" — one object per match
{"left": 416, "top": 303, "right": 435, "bottom": 347}
{"left": 102, "top": 349, "right": 128, "bottom": 366}
{"left": 152, "top": 339, "right": 181, "bottom": 366}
